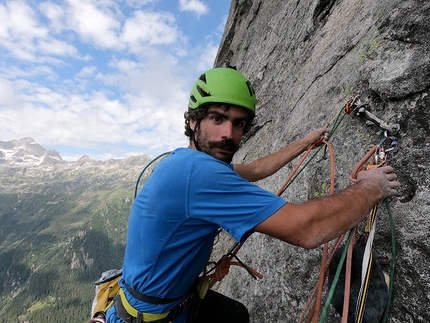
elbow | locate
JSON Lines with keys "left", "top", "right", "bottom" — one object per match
{"left": 296, "top": 238, "right": 322, "bottom": 250}
{"left": 290, "top": 229, "right": 324, "bottom": 250}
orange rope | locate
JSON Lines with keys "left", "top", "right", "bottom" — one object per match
{"left": 276, "top": 140, "right": 321, "bottom": 196}
{"left": 201, "top": 137, "right": 367, "bottom": 322}
{"left": 350, "top": 145, "right": 378, "bottom": 182}
{"left": 341, "top": 228, "right": 357, "bottom": 323}
{"left": 312, "top": 140, "right": 336, "bottom": 322}
{"left": 199, "top": 243, "right": 263, "bottom": 289}
{"left": 298, "top": 234, "right": 345, "bottom": 323}
{"left": 303, "top": 143, "right": 382, "bottom": 323}
{"left": 276, "top": 139, "right": 344, "bottom": 323}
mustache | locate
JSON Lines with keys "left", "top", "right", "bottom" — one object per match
{"left": 209, "top": 139, "right": 239, "bottom": 152}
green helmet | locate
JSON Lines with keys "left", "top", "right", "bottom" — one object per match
{"left": 188, "top": 67, "right": 257, "bottom": 116}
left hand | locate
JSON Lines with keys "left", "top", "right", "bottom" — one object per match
{"left": 301, "top": 128, "right": 330, "bottom": 150}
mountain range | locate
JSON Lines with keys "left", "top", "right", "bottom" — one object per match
{"left": 0, "top": 138, "right": 153, "bottom": 323}
{"left": 0, "top": 137, "right": 63, "bottom": 166}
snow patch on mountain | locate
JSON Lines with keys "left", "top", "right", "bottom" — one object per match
{"left": 0, "top": 138, "right": 63, "bottom": 166}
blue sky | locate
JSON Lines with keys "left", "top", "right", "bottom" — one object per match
{"left": 0, "top": 0, "right": 231, "bottom": 160}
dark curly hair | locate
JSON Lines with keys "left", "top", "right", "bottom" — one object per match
{"left": 184, "top": 104, "right": 255, "bottom": 142}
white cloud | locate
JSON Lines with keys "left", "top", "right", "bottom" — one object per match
{"left": 65, "top": 0, "right": 122, "bottom": 49}
{"left": 38, "top": 1, "right": 67, "bottom": 33}
{"left": 0, "top": 72, "right": 188, "bottom": 157}
{"left": 196, "top": 41, "right": 218, "bottom": 71}
{"left": 125, "top": 0, "right": 158, "bottom": 9}
{"left": 0, "top": 1, "right": 48, "bottom": 60}
{"left": 178, "top": 0, "right": 208, "bottom": 16}
{"left": 0, "top": 0, "right": 229, "bottom": 159}
{"left": 38, "top": 38, "right": 78, "bottom": 56}
{"left": 121, "top": 11, "right": 179, "bottom": 49}
{"left": 0, "top": 1, "right": 47, "bottom": 38}
{"left": 76, "top": 66, "right": 97, "bottom": 78}
{"left": 0, "top": 77, "right": 19, "bottom": 106}
{"left": 0, "top": 1, "right": 82, "bottom": 62}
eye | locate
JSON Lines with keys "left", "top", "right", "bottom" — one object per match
{"left": 234, "top": 121, "right": 245, "bottom": 129}
{"left": 211, "top": 115, "right": 223, "bottom": 123}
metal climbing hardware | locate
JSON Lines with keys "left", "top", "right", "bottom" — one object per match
{"left": 343, "top": 93, "right": 400, "bottom": 135}
{"left": 372, "top": 135, "right": 399, "bottom": 166}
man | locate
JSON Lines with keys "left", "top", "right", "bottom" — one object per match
{"left": 107, "top": 67, "right": 400, "bottom": 323}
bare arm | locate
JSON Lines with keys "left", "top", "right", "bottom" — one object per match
{"left": 234, "top": 128, "right": 329, "bottom": 182}
{"left": 253, "top": 166, "right": 400, "bottom": 249}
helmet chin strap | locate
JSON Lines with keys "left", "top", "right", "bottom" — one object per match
{"left": 191, "top": 119, "right": 202, "bottom": 151}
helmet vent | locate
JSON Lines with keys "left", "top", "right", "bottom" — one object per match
{"left": 246, "top": 81, "right": 255, "bottom": 97}
{"left": 199, "top": 73, "right": 207, "bottom": 83}
{"left": 196, "top": 85, "right": 211, "bottom": 97}
{"left": 190, "top": 95, "right": 197, "bottom": 103}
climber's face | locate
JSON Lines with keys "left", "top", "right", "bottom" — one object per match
{"left": 189, "top": 104, "right": 248, "bottom": 163}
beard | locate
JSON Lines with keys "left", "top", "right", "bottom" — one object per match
{"left": 194, "top": 129, "right": 239, "bottom": 164}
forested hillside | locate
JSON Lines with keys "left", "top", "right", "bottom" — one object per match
{"left": 0, "top": 139, "right": 152, "bottom": 323}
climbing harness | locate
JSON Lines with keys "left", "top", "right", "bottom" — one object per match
{"left": 198, "top": 242, "right": 263, "bottom": 291}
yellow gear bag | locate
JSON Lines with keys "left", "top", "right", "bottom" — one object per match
{"left": 91, "top": 269, "right": 123, "bottom": 319}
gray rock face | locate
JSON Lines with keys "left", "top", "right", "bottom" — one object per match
{"left": 211, "top": 0, "right": 430, "bottom": 322}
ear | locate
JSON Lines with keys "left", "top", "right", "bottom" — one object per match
{"left": 190, "top": 118, "right": 197, "bottom": 131}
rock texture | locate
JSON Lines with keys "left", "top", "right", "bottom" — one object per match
{"left": 212, "top": 0, "right": 430, "bottom": 322}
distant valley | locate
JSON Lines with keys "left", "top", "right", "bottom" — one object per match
{"left": 0, "top": 138, "right": 153, "bottom": 323}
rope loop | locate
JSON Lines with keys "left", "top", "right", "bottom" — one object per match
{"left": 200, "top": 243, "right": 263, "bottom": 290}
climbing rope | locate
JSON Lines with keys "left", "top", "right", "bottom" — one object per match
{"left": 291, "top": 97, "right": 399, "bottom": 323}
{"left": 134, "top": 151, "right": 172, "bottom": 198}
{"left": 198, "top": 242, "right": 263, "bottom": 290}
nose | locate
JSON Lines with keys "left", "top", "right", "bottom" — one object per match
{"left": 221, "top": 122, "right": 234, "bottom": 139}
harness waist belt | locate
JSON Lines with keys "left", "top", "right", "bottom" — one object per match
{"left": 114, "top": 288, "right": 192, "bottom": 323}
{"left": 123, "top": 280, "right": 182, "bottom": 305}
{"left": 117, "top": 288, "right": 172, "bottom": 322}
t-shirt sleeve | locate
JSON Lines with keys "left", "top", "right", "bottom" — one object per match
{"left": 188, "top": 155, "right": 287, "bottom": 242}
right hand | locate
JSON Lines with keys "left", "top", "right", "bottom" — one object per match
{"left": 355, "top": 166, "right": 401, "bottom": 199}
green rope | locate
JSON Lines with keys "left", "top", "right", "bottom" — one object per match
{"left": 328, "top": 106, "right": 347, "bottom": 141}
{"left": 381, "top": 198, "right": 396, "bottom": 323}
{"left": 278, "top": 108, "right": 347, "bottom": 197}
{"left": 322, "top": 106, "right": 347, "bottom": 159}
{"left": 278, "top": 144, "right": 326, "bottom": 196}
{"left": 317, "top": 198, "right": 396, "bottom": 323}
{"left": 318, "top": 229, "right": 355, "bottom": 323}
{"left": 134, "top": 151, "right": 172, "bottom": 198}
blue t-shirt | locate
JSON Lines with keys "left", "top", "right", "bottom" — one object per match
{"left": 107, "top": 148, "right": 286, "bottom": 322}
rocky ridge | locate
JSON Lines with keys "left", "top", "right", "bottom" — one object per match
{"left": 0, "top": 137, "right": 63, "bottom": 166}
{"left": 0, "top": 137, "right": 152, "bottom": 193}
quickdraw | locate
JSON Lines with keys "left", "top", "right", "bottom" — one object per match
{"left": 344, "top": 92, "right": 400, "bottom": 136}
